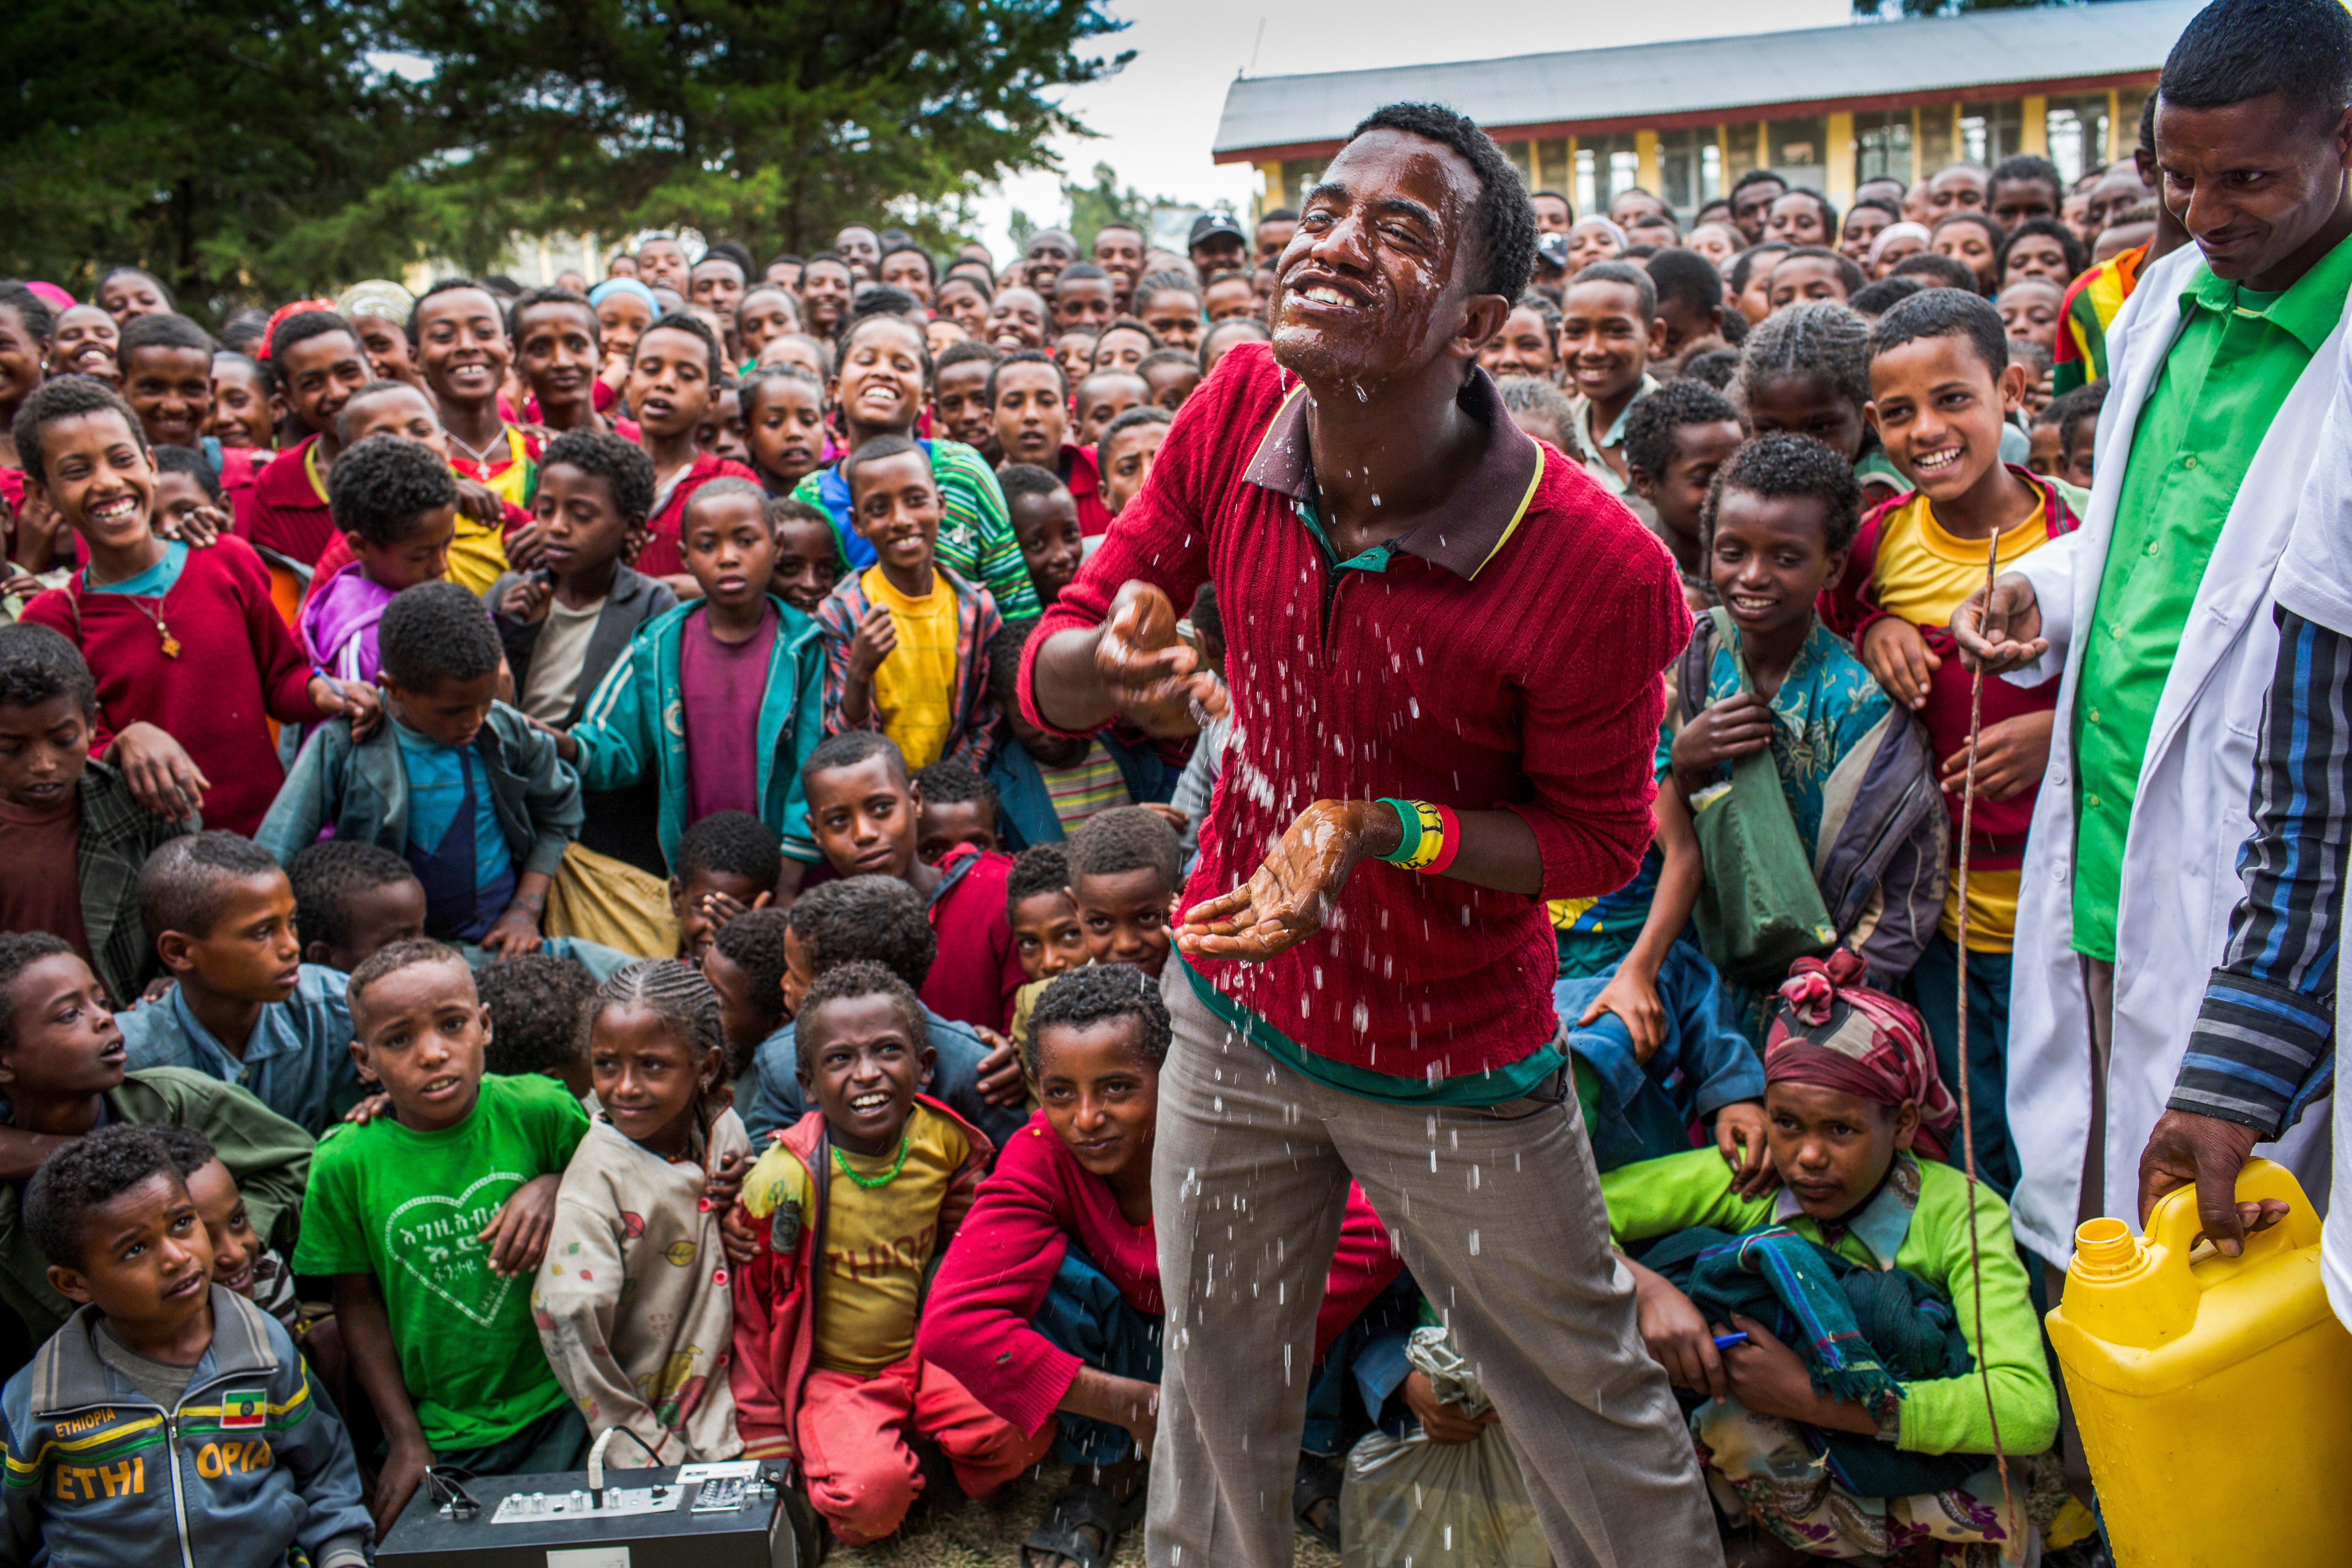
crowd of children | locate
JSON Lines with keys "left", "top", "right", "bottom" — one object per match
{"left": 0, "top": 131, "right": 2157, "bottom": 1564}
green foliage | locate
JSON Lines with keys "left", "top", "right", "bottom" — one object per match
{"left": 381, "top": 0, "right": 1128, "bottom": 257}
{"left": 0, "top": 0, "right": 446, "bottom": 316}
{"left": 0, "top": 0, "right": 1125, "bottom": 315}
{"left": 1064, "top": 162, "right": 1170, "bottom": 244}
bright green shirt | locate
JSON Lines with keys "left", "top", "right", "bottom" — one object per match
{"left": 1601, "top": 1149, "right": 2057, "bottom": 1457}
{"left": 2071, "top": 234, "right": 2352, "bottom": 961}
{"left": 293, "top": 1073, "right": 591, "bottom": 1452}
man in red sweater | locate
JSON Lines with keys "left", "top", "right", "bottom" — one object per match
{"left": 1023, "top": 104, "right": 1718, "bottom": 1567}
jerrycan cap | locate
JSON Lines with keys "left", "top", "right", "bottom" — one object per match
{"left": 2071, "top": 1216, "right": 2146, "bottom": 1281}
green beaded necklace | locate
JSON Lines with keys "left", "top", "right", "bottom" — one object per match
{"left": 833, "top": 1136, "right": 911, "bottom": 1188}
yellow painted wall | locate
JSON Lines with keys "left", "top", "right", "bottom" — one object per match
{"left": 1636, "top": 129, "right": 1660, "bottom": 196}
{"left": 1826, "top": 112, "right": 1855, "bottom": 207}
{"left": 2021, "top": 95, "right": 2048, "bottom": 156}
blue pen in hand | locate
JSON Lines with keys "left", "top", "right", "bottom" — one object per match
{"left": 1712, "top": 1332, "right": 1750, "bottom": 1350}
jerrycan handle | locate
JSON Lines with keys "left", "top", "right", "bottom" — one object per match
{"left": 2144, "top": 1156, "right": 2319, "bottom": 1276}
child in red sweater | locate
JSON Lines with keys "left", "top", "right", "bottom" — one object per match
{"left": 920, "top": 966, "right": 1401, "bottom": 1566}
{"left": 625, "top": 314, "right": 761, "bottom": 588}
{"left": 238, "top": 310, "right": 373, "bottom": 566}
{"left": 14, "top": 377, "right": 376, "bottom": 834}
{"left": 802, "top": 731, "right": 1023, "bottom": 1033}
{"left": 731, "top": 961, "right": 1045, "bottom": 1545}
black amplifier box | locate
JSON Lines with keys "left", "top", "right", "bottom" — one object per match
{"left": 376, "top": 1465, "right": 814, "bottom": 1568}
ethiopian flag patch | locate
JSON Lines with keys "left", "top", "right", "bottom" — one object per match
{"left": 219, "top": 1390, "right": 267, "bottom": 1429}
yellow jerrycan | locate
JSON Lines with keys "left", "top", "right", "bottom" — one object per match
{"left": 2045, "top": 1157, "right": 2352, "bottom": 1567}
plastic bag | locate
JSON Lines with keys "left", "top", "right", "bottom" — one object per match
{"left": 1339, "top": 1327, "right": 1553, "bottom": 1568}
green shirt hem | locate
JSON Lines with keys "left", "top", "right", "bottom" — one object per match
{"left": 1179, "top": 960, "right": 1568, "bottom": 1107}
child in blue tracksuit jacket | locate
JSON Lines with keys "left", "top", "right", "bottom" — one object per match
{"left": 0, "top": 1126, "right": 369, "bottom": 1568}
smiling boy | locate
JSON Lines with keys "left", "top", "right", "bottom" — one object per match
{"left": 412, "top": 279, "right": 531, "bottom": 521}
{"left": 236, "top": 312, "right": 379, "bottom": 565}
{"left": 730, "top": 960, "right": 1045, "bottom": 1544}
{"left": 17, "top": 376, "right": 374, "bottom": 835}
{"left": 1559, "top": 261, "right": 1666, "bottom": 497}
{"left": 116, "top": 313, "right": 219, "bottom": 454}
{"left": 1820, "top": 288, "right": 2082, "bottom": 1194}
{"left": 818, "top": 435, "right": 1003, "bottom": 772}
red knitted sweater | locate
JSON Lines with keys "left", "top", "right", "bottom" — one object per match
{"left": 918, "top": 1110, "right": 1401, "bottom": 1436}
{"left": 1021, "top": 344, "right": 1688, "bottom": 1085}
{"left": 23, "top": 537, "right": 326, "bottom": 835}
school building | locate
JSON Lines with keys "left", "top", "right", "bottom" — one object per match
{"left": 1214, "top": 0, "right": 2200, "bottom": 223}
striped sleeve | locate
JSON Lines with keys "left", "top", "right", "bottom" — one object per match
{"left": 936, "top": 443, "right": 1040, "bottom": 621}
{"left": 2174, "top": 609, "right": 2346, "bottom": 1135}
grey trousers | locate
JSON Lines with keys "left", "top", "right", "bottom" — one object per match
{"left": 1145, "top": 969, "right": 1723, "bottom": 1568}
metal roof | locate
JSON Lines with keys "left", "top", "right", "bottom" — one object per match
{"left": 1212, "top": 0, "right": 2200, "bottom": 160}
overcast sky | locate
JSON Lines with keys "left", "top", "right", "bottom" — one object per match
{"left": 967, "top": 0, "right": 1852, "bottom": 258}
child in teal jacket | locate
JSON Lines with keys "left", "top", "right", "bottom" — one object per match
{"left": 555, "top": 481, "right": 828, "bottom": 878}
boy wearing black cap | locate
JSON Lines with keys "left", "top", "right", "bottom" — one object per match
{"left": 1186, "top": 214, "right": 1246, "bottom": 279}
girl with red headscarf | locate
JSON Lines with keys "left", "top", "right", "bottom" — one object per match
{"left": 1598, "top": 951, "right": 2056, "bottom": 1564}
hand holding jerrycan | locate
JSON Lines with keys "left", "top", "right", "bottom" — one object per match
{"left": 2046, "top": 1158, "right": 2352, "bottom": 1567}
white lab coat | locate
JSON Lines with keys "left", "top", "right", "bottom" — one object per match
{"left": 2000, "top": 240, "right": 2348, "bottom": 1267}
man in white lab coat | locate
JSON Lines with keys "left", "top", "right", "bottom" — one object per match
{"left": 1953, "top": 0, "right": 2352, "bottom": 1271}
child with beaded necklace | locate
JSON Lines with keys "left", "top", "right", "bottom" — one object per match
{"left": 730, "top": 960, "right": 1045, "bottom": 1545}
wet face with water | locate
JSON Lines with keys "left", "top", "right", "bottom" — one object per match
{"left": 1273, "top": 127, "right": 1496, "bottom": 393}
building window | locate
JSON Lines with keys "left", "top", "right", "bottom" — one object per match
{"left": 1724, "top": 120, "right": 1764, "bottom": 180}
{"left": 1658, "top": 126, "right": 1722, "bottom": 217}
{"left": 1532, "top": 138, "right": 1570, "bottom": 196}
{"left": 1854, "top": 109, "right": 1912, "bottom": 187}
{"left": 2046, "top": 95, "right": 2114, "bottom": 183}
{"left": 1277, "top": 159, "right": 1325, "bottom": 212}
{"left": 1959, "top": 100, "right": 2022, "bottom": 167}
{"left": 1575, "top": 132, "right": 1640, "bottom": 217}
{"left": 2116, "top": 87, "right": 2152, "bottom": 163}
{"left": 1768, "top": 116, "right": 1829, "bottom": 190}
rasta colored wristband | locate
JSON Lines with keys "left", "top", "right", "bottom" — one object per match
{"left": 1376, "top": 798, "right": 1449, "bottom": 872}
{"left": 1422, "top": 804, "right": 1462, "bottom": 875}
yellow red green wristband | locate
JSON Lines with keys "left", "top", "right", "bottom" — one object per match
{"left": 1375, "top": 798, "right": 1425, "bottom": 866}
{"left": 1380, "top": 799, "right": 1450, "bottom": 872}
{"left": 1422, "top": 804, "right": 1461, "bottom": 874}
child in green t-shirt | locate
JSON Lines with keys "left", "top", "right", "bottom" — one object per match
{"left": 291, "top": 937, "right": 589, "bottom": 1536}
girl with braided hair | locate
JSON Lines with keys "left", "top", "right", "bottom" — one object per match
{"left": 532, "top": 958, "right": 753, "bottom": 1463}
{"left": 1732, "top": 299, "right": 1914, "bottom": 507}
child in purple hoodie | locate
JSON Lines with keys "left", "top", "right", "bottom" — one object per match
{"left": 301, "top": 433, "right": 461, "bottom": 682}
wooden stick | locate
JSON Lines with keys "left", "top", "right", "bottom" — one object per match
{"left": 1955, "top": 531, "right": 2013, "bottom": 1511}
